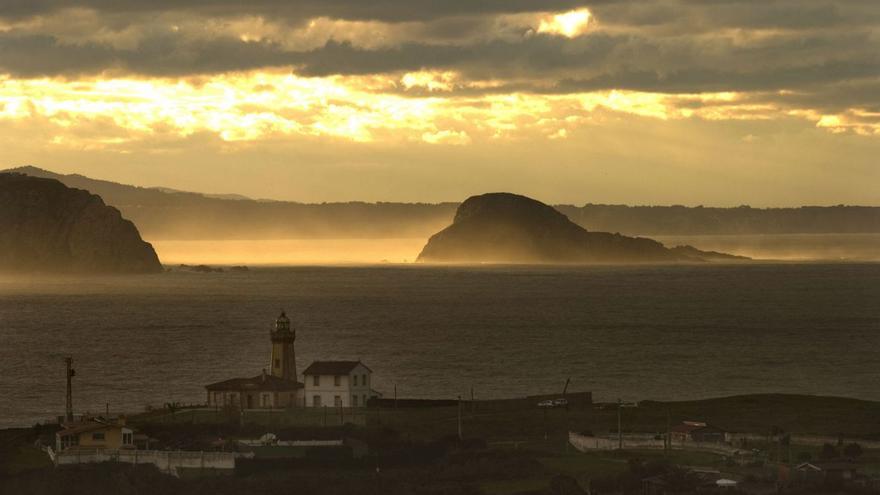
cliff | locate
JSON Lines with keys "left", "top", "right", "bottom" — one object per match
{"left": 417, "top": 193, "right": 746, "bottom": 263}
{"left": 0, "top": 173, "right": 163, "bottom": 273}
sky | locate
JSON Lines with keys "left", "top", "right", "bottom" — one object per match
{"left": 0, "top": 0, "right": 878, "bottom": 205}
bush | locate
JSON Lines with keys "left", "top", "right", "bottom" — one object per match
{"left": 819, "top": 443, "right": 839, "bottom": 460}
{"left": 843, "top": 443, "right": 863, "bottom": 458}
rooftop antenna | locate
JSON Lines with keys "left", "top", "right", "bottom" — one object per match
{"left": 65, "top": 357, "right": 75, "bottom": 423}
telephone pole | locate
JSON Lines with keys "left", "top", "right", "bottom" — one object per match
{"left": 617, "top": 398, "right": 623, "bottom": 450}
{"left": 65, "top": 357, "right": 75, "bottom": 423}
{"left": 665, "top": 407, "right": 671, "bottom": 455}
{"left": 457, "top": 395, "right": 463, "bottom": 440}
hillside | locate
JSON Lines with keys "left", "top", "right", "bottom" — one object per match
{"left": 0, "top": 173, "right": 162, "bottom": 273}
{"left": 6, "top": 167, "right": 880, "bottom": 240}
{"left": 416, "top": 193, "right": 745, "bottom": 263}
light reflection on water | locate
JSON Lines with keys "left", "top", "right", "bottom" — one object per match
{"left": 0, "top": 260, "right": 878, "bottom": 427}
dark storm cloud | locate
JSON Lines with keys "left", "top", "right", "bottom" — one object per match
{"left": 591, "top": 0, "right": 880, "bottom": 31}
{"left": 0, "top": 0, "right": 878, "bottom": 115}
{"left": 0, "top": 0, "right": 587, "bottom": 22}
{"left": 3, "top": 28, "right": 875, "bottom": 89}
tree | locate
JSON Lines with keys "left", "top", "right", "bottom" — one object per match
{"left": 819, "top": 443, "right": 839, "bottom": 460}
{"left": 843, "top": 443, "right": 863, "bottom": 458}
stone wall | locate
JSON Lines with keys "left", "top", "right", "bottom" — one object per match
{"left": 52, "top": 448, "right": 241, "bottom": 477}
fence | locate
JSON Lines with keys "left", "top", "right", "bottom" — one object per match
{"left": 726, "top": 433, "right": 880, "bottom": 449}
{"left": 568, "top": 432, "right": 744, "bottom": 456}
{"left": 50, "top": 447, "right": 243, "bottom": 477}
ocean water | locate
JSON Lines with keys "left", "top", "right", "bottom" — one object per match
{"left": 0, "top": 262, "right": 878, "bottom": 427}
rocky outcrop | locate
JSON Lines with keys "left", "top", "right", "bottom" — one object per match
{"left": 417, "top": 193, "right": 747, "bottom": 263}
{"left": 0, "top": 173, "right": 162, "bottom": 273}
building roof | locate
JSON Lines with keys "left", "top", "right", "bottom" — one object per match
{"left": 806, "top": 460, "right": 861, "bottom": 472}
{"left": 205, "top": 374, "right": 304, "bottom": 392}
{"left": 672, "top": 421, "right": 724, "bottom": 434}
{"left": 57, "top": 420, "right": 130, "bottom": 436}
{"left": 302, "top": 360, "right": 372, "bottom": 376}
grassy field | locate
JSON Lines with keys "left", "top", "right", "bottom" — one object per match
{"left": 126, "top": 393, "right": 880, "bottom": 454}
{"left": 4, "top": 393, "right": 880, "bottom": 495}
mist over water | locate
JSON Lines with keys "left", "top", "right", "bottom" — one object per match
{"left": 151, "top": 233, "right": 880, "bottom": 265}
{"left": 1, "top": 261, "right": 878, "bottom": 428}
{"left": 153, "top": 238, "right": 426, "bottom": 265}
{"left": 654, "top": 233, "right": 880, "bottom": 262}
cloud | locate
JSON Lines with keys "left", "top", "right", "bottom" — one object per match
{"left": 0, "top": 0, "right": 588, "bottom": 23}
{"left": 0, "top": 0, "right": 877, "bottom": 140}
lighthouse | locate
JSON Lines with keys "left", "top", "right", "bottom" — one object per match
{"left": 269, "top": 311, "right": 296, "bottom": 381}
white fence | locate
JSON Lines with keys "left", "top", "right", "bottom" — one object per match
{"left": 51, "top": 448, "right": 242, "bottom": 477}
{"left": 568, "top": 432, "right": 744, "bottom": 456}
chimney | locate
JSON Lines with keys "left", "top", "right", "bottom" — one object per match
{"left": 262, "top": 369, "right": 267, "bottom": 382}
{"left": 117, "top": 414, "right": 126, "bottom": 426}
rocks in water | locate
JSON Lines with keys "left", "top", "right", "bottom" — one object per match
{"left": 176, "top": 264, "right": 224, "bottom": 273}
{"left": 417, "top": 192, "right": 747, "bottom": 263}
{"left": 0, "top": 173, "right": 162, "bottom": 273}
{"left": 172, "top": 264, "right": 250, "bottom": 273}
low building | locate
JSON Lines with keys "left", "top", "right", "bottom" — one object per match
{"left": 671, "top": 421, "right": 726, "bottom": 443}
{"left": 56, "top": 417, "right": 136, "bottom": 452}
{"left": 206, "top": 370, "right": 304, "bottom": 409}
{"left": 303, "top": 361, "right": 374, "bottom": 408}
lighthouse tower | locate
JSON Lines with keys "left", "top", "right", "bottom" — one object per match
{"left": 269, "top": 311, "right": 296, "bottom": 381}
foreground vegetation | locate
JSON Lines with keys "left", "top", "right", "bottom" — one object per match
{"left": 3, "top": 393, "right": 880, "bottom": 494}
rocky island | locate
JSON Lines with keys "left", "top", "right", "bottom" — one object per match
{"left": 417, "top": 193, "right": 747, "bottom": 263}
{"left": 0, "top": 173, "right": 162, "bottom": 273}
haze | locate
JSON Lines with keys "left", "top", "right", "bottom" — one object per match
{"left": 1, "top": 0, "right": 879, "bottom": 206}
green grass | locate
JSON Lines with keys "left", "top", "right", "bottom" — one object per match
{"left": 479, "top": 477, "right": 548, "bottom": 495}
{"left": 595, "top": 394, "right": 880, "bottom": 437}
{"left": 0, "top": 429, "right": 53, "bottom": 476}
{"left": 537, "top": 452, "right": 628, "bottom": 479}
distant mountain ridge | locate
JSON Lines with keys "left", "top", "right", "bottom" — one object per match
{"left": 0, "top": 173, "right": 162, "bottom": 273}
{"left": 5, "top": 166, "right": 880, "bottom": 240}
{"left": 417, "top": 193, "right": 746, "bottom": 263}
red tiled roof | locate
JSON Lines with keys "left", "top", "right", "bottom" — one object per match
{"left": 57, "top": 420, "right": 128, "bottom": 436}
{"left": 302, "top": 361, "right": 371, "bottom": 376}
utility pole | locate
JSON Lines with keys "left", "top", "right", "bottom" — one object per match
{"left": 665, "top": 407, "right": 671, "bottom": 455}
{"left": 457, "top": 395, "right": 462, "bottom": 440}
{"left": 65, "top": 357, "right": 75, "bottom": 423}
{"left": 394, "top": 384, "right": 397, "bottom": 409}
{"left": 617, "top": 398, "right": 623, "bottom": 450}
{"left": 470, "top": 386, "right": 475, "bottom": 415}
{"left": 543, "top": 407, "right": 548, "bottom": 440}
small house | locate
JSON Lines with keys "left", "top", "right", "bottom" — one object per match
{"left": 56, "top": 417, "right": 136, "bottom": 452}
{"left": 303, "top": 361, "right": 374, "bottom": 408}
{"left": 671, "top": 421, "right": 726, "bottom": 443}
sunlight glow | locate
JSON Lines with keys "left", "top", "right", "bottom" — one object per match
{"left": 0, "top": 71, "right": 867, "bottom": 151}
{"left": 537, "top": 9, "right": 592, "bottom": 38}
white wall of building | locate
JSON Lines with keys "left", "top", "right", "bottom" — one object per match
{"left": 304, "top": 363, "right": 372, "bottom": 408}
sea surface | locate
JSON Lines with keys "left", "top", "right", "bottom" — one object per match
{"left": 1, "top": 258, "right": 879, "bottom": 428}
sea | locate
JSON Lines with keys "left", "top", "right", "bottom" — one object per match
{"left": 0, "top": 234, "right": 878, "bottom": 428}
